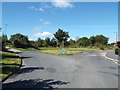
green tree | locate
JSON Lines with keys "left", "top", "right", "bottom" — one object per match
{"left": 44, "top": 37, "right": 50, "bottom": 47}
{"left": 89, "top": 36, "right": 96, "bottom": 46}
{"left": 117, "top": 41, "right": 120, "bottom": 48}
{"left": 0, "top": 34, "right": 8, "bottom": 51}
{"left": 78, "top": 37, "right": 90, "bottom": 47}
{"left": 95, "top": 35, "right": 109, "bottom": 45}
{"left": 54, "top": 28, "right": 70, "bottom": 47}
{"left": 50, "top": 38, "right": 57, "bottom": 47}
{"left": 37, "top": 38, "right": 43, "bottom": 47}
{"left": 68, "top": 39, "right": 76, "bottom": 47}
{"left": 10, "top": 33, "right": 29, "bottom": 48}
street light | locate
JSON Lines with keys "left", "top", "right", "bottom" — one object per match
{"left": 114, "top": 32, "right": 118, "bottom": 43}
{"left": 4, "top": 24, "right": 8, "bottom": 35}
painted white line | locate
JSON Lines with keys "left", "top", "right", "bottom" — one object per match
{"left": 104, "top": 52, "right": 119, "bottom": 65}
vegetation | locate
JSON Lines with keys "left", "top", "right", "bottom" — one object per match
{"left": 117, "top": 41, "right": 120, "bottom": 48}
{"left": 40, "top": 50, "right": 82, "bottom": 55}
{"left": 0, "top": 34, "right": 8, "bottom": 51}
{"left": 54, "top": 29, "right": 70, "bottom": 47}
{"left": 9, "top": 33, "right": 29, "bottom": 48}
{"left": 1, "top": 28, "right": 114, "bottom": 51}
{"left": 0, "top": 51, "right": 21, "bottom": 79}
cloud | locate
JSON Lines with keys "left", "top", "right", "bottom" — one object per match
{"left": 108, "top": 39, "right": 116, "bottom": 44}
{"left": 33, "top": 25, "right": 42, "bottom": 31}
{"left": 28, "top": 6, "right": 34, "bottom": 9}
{"left": 35, "top": 8, "right": 44, "bottom": 12}
{"left": 28, "top": 6, "right": 44, "bottom": 12}
{"left": 39, "top": 19, "right": 45, "bottom": 22}
{"left": 34, "top": 32, "right": 53, "bottom": 37}
{"left": 52, "top": 0, "right": 73, "bottom": 8}
{"left": 29, "top": 38, "right": 33, "bottom": 41}
{"left": 43, "top": 21, "right": 51, "bottom": 24}
{"left": 39, "top": 18, "right": 52, "bottom": 24}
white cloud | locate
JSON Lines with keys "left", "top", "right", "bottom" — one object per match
{"left": 28, "top": 6, "right": 34, "bottom": 9}
{"left": 39, "top": 19, "right": 52, "bottom": 24}
{"left": 68, "top": 38, "right": 76, "bottom": 41}
{"left": 43, "top": 5, "right": 53, "bottom": 8}
{"left": 34, "top": 32, "right": 53, "bottom": 37}
{"left": 108, "top": 39, "right": 116, "bottom": 44}
{"left": 39, "top": 19, "right": 45, "bottom": 22}
{"left": 29, "top": 38, "right": 33, "bottom": 41}
{"left": 28, "top": 6, "right": 44, "bottom": 12}
{"left": 35, "top": 8, "right": 44, "bottom": 12}
{"left": 52, "top": 0, "right": 73, "bottom": 8}
{"left": 43, "top": 21, "right": 51, "bottom": 24}
{"left": 33, "top": 25, "right": 42, "bottom": 31}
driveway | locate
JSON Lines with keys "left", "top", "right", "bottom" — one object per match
{"left": 2, "top": 50, "right": 118, "bottom": 88}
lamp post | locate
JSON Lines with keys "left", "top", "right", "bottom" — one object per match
{"left": 4, "top": 24, "right": 8, "bottom": 35}
{"left": 4, "top": 24, "right": 8, "bottom": 48}
{"left": 114, "top": 32, "right": 118, "bottom": 43}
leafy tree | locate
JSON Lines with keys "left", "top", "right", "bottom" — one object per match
{"left": 0, "top": 34, "right": 8, "bottom": 51}
{"left": 44, "top": 37, "right": 50, "bottom": 47}
{"left": 54, "top": 29, "right": 70, "bottom": 47}
{"left": 89, "top": 36, "right": 96, "bottom": 46}
{"left": 68, "top": 39, "right": 76, "bottom": 47}
{"left": 95, "top": 35, "right": 109, "bottom": 45}
{"left": 37, "top": 38, "right": 43, "bottom": 47}
{"left": 117, "top": 41, "right": 120, "bottom": 48}
{"left": 50, "top": 38, "right": 57, "bottom": 47}
{"left": 10, "top": 33, "right": 29, "bottom": 48}
{"left": 78, "top": 37, "right": 90, "bottom": 47}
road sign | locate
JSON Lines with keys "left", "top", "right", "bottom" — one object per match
{"left": 61, "top": 50, "right": 66, "bottom": 54}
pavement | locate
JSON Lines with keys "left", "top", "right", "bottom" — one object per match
{"left": 2, "top": 49, "right": 119, "bottom": 88}
{"left": 5, "top": 47, "right": 22, "bottom": 54}
{"left": 105, "top": 50, "right": 119, "bottom": 60}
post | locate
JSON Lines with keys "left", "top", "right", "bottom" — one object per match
{"left": 114, "top": 32, "right": 118, "bottom": 43}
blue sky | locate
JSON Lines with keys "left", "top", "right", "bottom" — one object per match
{"left": 2, "top": 2, "right": 118, "bottom": 43}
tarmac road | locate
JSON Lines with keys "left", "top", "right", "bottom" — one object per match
{"left": 2, "top": 50, "right": 118, "bottom": 88}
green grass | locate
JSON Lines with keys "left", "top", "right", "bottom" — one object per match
{"left": 7, "top": 45, "right": 39, "bottom": 51}
{"left": 7, "top": 44, "right": 101, "bottom": 51}
{"left": 0, "top": 51, "right": 21, "bottom": 79}
{"left": 39, "top": 47, "right": 58, "bottom": 50}
{"left": 13, "top": 47, "right": 38, "bottom": 51}
{"left": 64, "top": 47, "right": 100, "bottom": 51}
{"left": 40, "top": 50, "right": 82, "bottom": 55}
{"left": 39, "top": 47, "right": 100, "bottom": 51}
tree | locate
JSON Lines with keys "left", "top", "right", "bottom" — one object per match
{"left": 37, "top": 38, "right": 43, "bottom": 47}
{"left": 0, "top": 34, "right": 8, "bottom": 51}
{"left": 95, "top": 35, "right": 109, "bottom": 45}
{"left": 10, "top": 33, "right": 29, "bottom": 48}
{"left": 89, "top": 36, "right": 96, "bottom": 46}
{"left": 54, "top": 29, "right": 70, "bottom": 47}
{"left": 50, "top": 38, "right": 57, "bottom": 47}
{"left": 44, "top": 37, "right": 50, "bottom": 47}
{"left": 68, "top": 39, "right": 76, "bottom": 47}
{"left": 117, "top": 41, "right": 120, "bottom": 48}
{"left": 78, "top": 37, "right": 90, "bottom": 47}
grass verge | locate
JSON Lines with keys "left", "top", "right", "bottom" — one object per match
{"left": 39, "top": 50, "right": 82, "bottom": 55}
{"left": 0, "top": 51, "right": 21, "bottom": 79}
{"left": 7, "top": 45, "right": 39, "bottom": 51}
{"left": 64, "top": 47, "right": 100, "bottom": 51}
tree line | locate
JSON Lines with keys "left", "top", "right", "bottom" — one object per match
{"left": 1, "top": 28, "right": 110, "bottom": 50}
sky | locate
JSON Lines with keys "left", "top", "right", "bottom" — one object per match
{"left": 2, "top": 1, "right": 118, "bottom": 43}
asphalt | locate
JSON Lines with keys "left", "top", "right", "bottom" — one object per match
{"left": 2, "top": 50, "right": 119, "bottom": 88}
{"left": 105, "top": 50, "right": 119, "bottom": 60}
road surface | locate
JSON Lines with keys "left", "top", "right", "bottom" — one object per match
{"left": 2, "top": 50, "right": 118, "bottom": 88}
